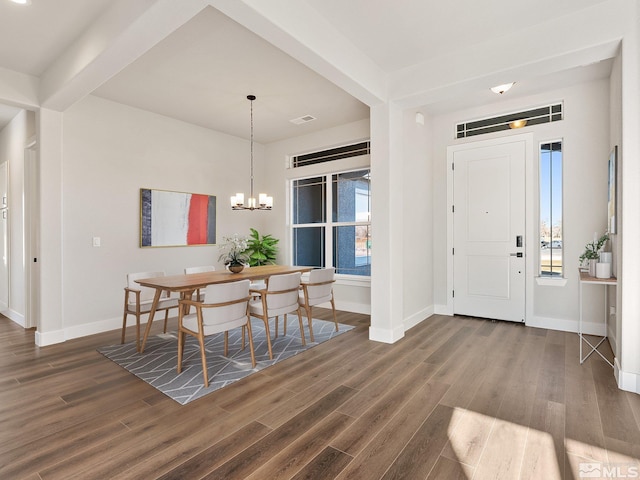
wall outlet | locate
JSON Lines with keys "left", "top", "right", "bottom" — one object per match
{"left": 92, "top": 237, "right": 101, "bottom": 247}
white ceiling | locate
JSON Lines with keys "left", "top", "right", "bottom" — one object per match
{"left": 305, "top": 0, "right": 611, "bottom": 72}
{"left": 0, "top": 0, "right": 617, "bottom": 138}
{"left": 0, "top": 0, "right": 113, "bottom": 76}
{"left": 92, "top": 7, "right": 369, "bottom": 144}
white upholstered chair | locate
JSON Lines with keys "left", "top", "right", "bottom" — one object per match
{"left": 298, "top": 267, "right": 338, "bottom": 342}
{"left": 177, "top": 279, "right": 254, "bottom": 387}
{"left": 184, "top": 265, "right": 216, "bottom": 301}
{"left": 122, "top": 271, "right": 179, "bottom": 351}
{"left": 249, "top": 272, "right": 304, "bottom": 359}
{"left": 184, "top": 265, "right": 216, "bottom": 274}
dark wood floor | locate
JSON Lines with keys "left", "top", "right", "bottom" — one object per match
{"left": 1, "top": 310, "right": 639, "bottom": 479}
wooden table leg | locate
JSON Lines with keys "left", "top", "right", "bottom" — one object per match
{"left": 139, "top": 288, "right": 162, "bottom": 353}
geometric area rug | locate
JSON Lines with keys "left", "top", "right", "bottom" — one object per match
{"left": 98, "top": 317, "right": 354, "bottom": 405}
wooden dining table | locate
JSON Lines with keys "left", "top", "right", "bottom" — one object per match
{"left": 135, "top": 264, "right": 312, "bottom": 353}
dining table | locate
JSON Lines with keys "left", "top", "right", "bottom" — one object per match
{"left": 135, "top": 264, "right": 312, "bottom": 353}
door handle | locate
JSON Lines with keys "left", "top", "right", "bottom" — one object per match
{"left": 510, "top": 253, "right": 524, "bottom": 257}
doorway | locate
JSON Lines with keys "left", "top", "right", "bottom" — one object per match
{"left": 448, "top": 136, "right": 529, "bottom": 323}
{"left": 24, "top": 138, "right": 38, "bottom": 329}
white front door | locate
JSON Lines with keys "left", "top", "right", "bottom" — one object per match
{"left": 452, "top": 139, "right": 526, "bottom": 322}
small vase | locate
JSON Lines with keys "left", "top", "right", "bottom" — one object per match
{"left": 588, "top": 259, "right": 597, "bottom": 277}
{"left": 228, "top": 263, "right": 244, "bottom": 274}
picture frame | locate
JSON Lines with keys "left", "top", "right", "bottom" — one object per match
{"left": 140, "top": 188, "right": 217, "bottom": 247}
{"left": 607, "top": 145, "right": 618, "bottom": 235}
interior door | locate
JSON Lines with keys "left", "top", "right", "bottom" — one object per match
{"left": 0, "top": 161, "right": 7, "bottom": 312}
{"left": 453, "top": 140, "right": 525, "bottom": 322}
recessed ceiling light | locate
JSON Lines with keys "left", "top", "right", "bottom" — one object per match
{"left": 10, "top": 0, "right": 32, "bottom": 4}
{"left": 490, "top": 82, "right": 515, "bottom": 95}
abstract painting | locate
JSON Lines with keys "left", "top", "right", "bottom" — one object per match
{"left": 140, "top": 188, "right": 216, "bottom": 247}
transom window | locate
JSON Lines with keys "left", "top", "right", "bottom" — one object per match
{"left": 291, "top": 169, "right": 371, "bottom": 276}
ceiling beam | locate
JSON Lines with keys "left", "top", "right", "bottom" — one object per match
{"left": 210, "top": 0, "right": 388, "bottom": 107}
{"left": 39, "top": 0, "right": 209, "bottom": 111}
{"left": 0, "top": 66, "right": 39, "bottom": 109}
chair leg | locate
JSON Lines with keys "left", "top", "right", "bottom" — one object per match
{"left": 305, "top": 305, "right": 314, "bottom": 342}
{"left": 262, "top": 316, "right": 274, "bottom": 360}
{"left": 331, "top": 296, "right": 338, "bottom": 331}
{"left": 163, "top": 309, "right": 169, "bottom": 333}
{"left": 275, "top": 316, "right": 279, "bottom": 338}
{"left": 135, "top": 313, "right": 141, "bottom": 352}
{"left": 224, "top": 331, "right": 229, "bottom": 357}
{"left": 284, "top": 314, "right": 288, "bottom": 336}
{"left": 241, "top": 325, "right": 246, "bottom": 351}
{"left": 297, "top": 308, "right": 306, "bottom": 345}
{"left": 121, "top": 312, "right": 128, "bottom": 344}
{"left": 246, "top": 318, "right": 256, "bottom": 368}
{"left": 198, "top": 331, "right": 209, "bottom": 388}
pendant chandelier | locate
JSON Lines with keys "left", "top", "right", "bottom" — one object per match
{"left": 231, "top": 95, "right": 273, "bottom": 210}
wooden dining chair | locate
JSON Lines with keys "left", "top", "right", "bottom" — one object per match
{"left": 249, "top": 272, "right": 304, "bottom": 359}
{"left": 177, "top": 280, "right": 255, "bottom": 388}
{"left": 122, "top": 271, "right": 179, "bottom": 351}
{"left": 298, "top": 267, "right": 338, "bottom": 342}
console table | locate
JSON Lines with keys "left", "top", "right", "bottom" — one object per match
{"left": 579, "top": 270, "right": 616, "bottom": 367}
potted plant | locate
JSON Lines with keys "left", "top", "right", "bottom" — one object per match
{"left": 579, "top": 232, "right": 609, "bottom": 276}
{"left": 218, "top": 233, "right": 249, "bottom": 273}
{"left": 245, "top": 228, "right": 279, "bottom": 266}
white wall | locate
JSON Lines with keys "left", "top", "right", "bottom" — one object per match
{"left": 402, "top": 110, "right": 434, "bottom": 329}
{"left": 431, "top": 78, "right": 611, "bottom": 332}
{"left": 58, "top": 95, "right": 261, "bottom": 339}
{"left": 264, "top": 119, "right": 371, "bottom": 314}
{"left": 609, "top": 53, "right": 622, "bottom": 357}
{"left": 617, "top": 2, "right": 640, "bottom": 391}
{"left": 0, "top": 109, "right": 35, "bottom": 324}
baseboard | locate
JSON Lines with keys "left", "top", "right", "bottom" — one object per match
{"left": 404, "top": 306, "right": 434, "bottom": 331}
{"left": 526, "top": 315, "right": 606, "bottom": 336}
{"left": 35, "top": 313, "right": 157, "bottom": 346}
{"left": 615, "top": 358, "right": 640, "bottom": 394}
{"left": 34, "top": 304, "right": 370, "bottom": 347}
{"left": 434, "top": 304, "right": 453, "bottom": 316}
{"left": 2, "top": 309, "right": 25, "bottom": 327}
{"left": 333, "top": 300, "right": 370, "bottom": 315}
{"left": 66, "top": 315, "right": 127, "bottom": 341}
{"left": 35, "top": 329, "right": 66, "bottom": 346}
{"left": 369, "top": 324, "right": 405, "bottom": 344}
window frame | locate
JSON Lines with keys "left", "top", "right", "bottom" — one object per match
{"left": 538, "top": 138, "right": 564, "bottom": 280}
{"left": 289, "top": 167, "right": 371, "bottom": 279}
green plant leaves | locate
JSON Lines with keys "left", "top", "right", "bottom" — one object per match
{"left": 245, "top": 228, "right": 279, "bottom": 266}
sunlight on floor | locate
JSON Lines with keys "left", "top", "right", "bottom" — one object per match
{"left": 444, "top": 406, "right": 640, "bottom": 479}
{"left": 445, "top": 407, "right": 558, "bottom": 480}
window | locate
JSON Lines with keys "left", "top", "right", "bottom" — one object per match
{"left": 456, "top": 103, "right": 563, "bottom": 139}
{"left": 539, "top": 141, "right": 563, "bottom": 276}
{"left": 292, "top": 142, "right": 370, "bottom": 168}
{"left": 292, "top": 169, "right": 371, "bottom": 276}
